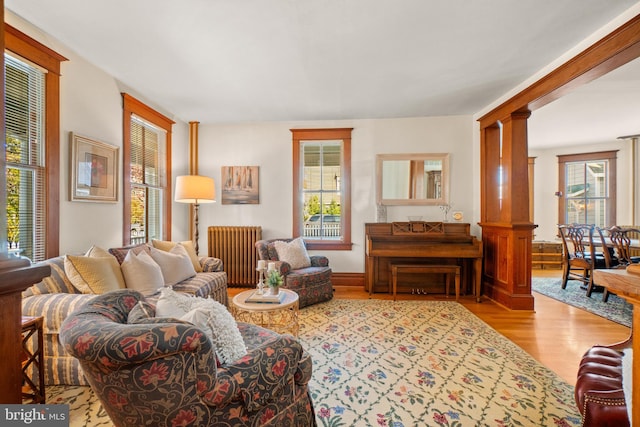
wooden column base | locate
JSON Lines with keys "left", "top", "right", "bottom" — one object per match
{"left": 480, "top": 222, "right": 537, "bottom": 310}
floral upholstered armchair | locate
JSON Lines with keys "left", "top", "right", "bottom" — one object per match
{"left": 255, "top": 238, "right": 333, "bottom": 308}
{"left": 60, "top": 290, "right": 316, "bottom": 427}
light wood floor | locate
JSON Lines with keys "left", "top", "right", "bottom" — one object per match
{"left": 229, "top": 269, "right": 631, "bottom": 386}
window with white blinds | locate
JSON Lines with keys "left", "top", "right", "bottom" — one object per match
{"left": 5, "top": 53, "right": 46, "bottom": 261}
{"left": 129, "top": 115, "right": 167, "bottom": 244}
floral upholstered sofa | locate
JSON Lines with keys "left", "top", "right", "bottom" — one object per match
{"left": 60, "top": 290, "right": 316, "bottom": 427}
{"left": 21, "top": 242, "right": 228, "bottom": 385}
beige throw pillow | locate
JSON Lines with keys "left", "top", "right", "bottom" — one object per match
{"left": 149, "top": 244, "right": 197, "bottom": 286}
{"left": 64, "top": 249, "right": 126, "bottom": 294}
{"left": 152, "top": 239, "right": 203, "bottom": 272}
{"left": 273, "top": 237, "right": 311, "bottom": 269}
{"left": 121, "top": 250, "right": 165, "bottom": 296}
{"left": 85, "top": 245, "right": 113, "bottom": 258}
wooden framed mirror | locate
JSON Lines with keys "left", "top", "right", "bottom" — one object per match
{"left": 376, "top": 153, "right": 449, "bottom": 206}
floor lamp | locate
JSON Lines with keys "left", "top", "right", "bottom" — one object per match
{"left": 175, "top": 175, "right": 216, "bottom": 255}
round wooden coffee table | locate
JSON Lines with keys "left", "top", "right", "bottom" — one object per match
{"left": 231, "top": 289, "right": 299, "bottom": 336}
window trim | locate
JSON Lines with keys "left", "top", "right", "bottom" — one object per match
{"left": 557, "top": 150, "right": 617, "bottom": 226}
{"left": 5, "top": 24, "right": 67, "bottom": 259}
{"left": 122, "top": 93, "right": 174, "bottom": 245}
{"left": 292, "top": 128, "right": 352, "bottom": 251}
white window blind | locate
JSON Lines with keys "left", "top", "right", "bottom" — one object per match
{"left": 129, "top": 115, "right": 166, "bottom": 243}
{"left": 5, "top": 53, "right": 46, "bottom": 261}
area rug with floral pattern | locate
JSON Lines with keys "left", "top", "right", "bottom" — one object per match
{"left": 532, "top": 277, "right": 633, "bottom": 327}
{"left": 46, "top": 299, "right": 581, "bottom": 427}
{"left": 298, "top": 299, "right": 581, "bottom": 427}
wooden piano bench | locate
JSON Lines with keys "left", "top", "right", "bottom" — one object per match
{"left": 391, "top": 264, "right": 461, "bottom": 301}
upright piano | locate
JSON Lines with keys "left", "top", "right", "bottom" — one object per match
{"left": 365, "top": 222, "right": 483, "bottom": 300}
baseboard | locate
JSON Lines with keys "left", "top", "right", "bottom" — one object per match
{"left": 331, "top": 272, "right": 364, "bottom": 287}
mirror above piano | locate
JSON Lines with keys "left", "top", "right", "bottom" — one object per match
{"left": 376, "top": 153, "right": 449, "bottom": 206}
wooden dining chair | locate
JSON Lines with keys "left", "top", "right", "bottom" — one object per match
{"left": 607, "top": 225, "right": 640, "bottom": 265}
{"left": 558, "top": 224, "right": 615, "bottom": 297}
{"left": 602, "top": 225, "right": 640, "bottom": 301}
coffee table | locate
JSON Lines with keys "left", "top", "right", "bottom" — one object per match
{"left": 231, "top": 289, "right": 299, "bottom": 336}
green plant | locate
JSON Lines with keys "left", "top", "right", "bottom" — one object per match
{"left": 266, "top": 270, "right": 284, "bottom": 288}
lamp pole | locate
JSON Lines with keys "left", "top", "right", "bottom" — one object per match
{"left": 193, "top": 202, "right": 200, "bottom": 255}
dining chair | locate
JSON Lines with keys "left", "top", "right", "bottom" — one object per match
{"left": 607, "top": 225, "right": 640, "bottom": 265}
{"left": 558, "top": 224, "right": 615, "bottom": 297}
{"left": 602, "top": 225, "right": 640, "bottom": 302}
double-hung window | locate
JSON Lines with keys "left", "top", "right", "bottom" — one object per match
{"left": 292, "top": 128, "right": 352, "bottom": 250}
{"left": 4, "top": 25, "right": 65, "bottom": 262}
{"left": 122, "top": 94, "right": 174, "bottom": 244}
{"left": 5, "top": 54, "right": 45, "bottom": 261}
{"left": 558, "top": 151, "right": 617, "bottom": 227}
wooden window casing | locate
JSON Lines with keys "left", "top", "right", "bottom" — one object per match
{"left": 558, "top": 150, "right": 617, "bottom": 227}
{"left": 292, "top": 128, "right": 353, "bottom": 251}
{"left": 122, "top": 93, "right": 174, "bottom": 245}
{"left": 5, "top": 24, "right": 67, "bottom": 259}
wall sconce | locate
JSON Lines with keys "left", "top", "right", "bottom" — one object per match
{"left": 175, "top": 175, "right": 215, "bottom": 255}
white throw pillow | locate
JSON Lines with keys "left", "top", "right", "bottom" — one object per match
{"left": 121, "top": 250, "right": 165, "bottom": 296}
{"left": 156, "top": 288, "right": 247, "bottom": 364}
{"left": 64, "top": 247, "right": 126, "bottom": 294}
{"left": 155, "top": 287, "right": 197, "bottom": 318}
{"left": 149, "top": 244, "right": 197, "bottom": 286}
{"left": 152, "top": 239, "right": 203, "bottom": 273}
{"left": 274, "top": 237, "right": 311, "bottom": 269}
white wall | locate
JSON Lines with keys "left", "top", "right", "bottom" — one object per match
{"left": 196, "top": 116, "right": 477, "bottom": 273}
{"left": 6, "top": 12, "right": 480, "bottom": 270}
{"left": 7, "top": 11, "right": 191, "bottom": 255}
{"left": 529, "top": 139, "right": 631, "bottom": 242}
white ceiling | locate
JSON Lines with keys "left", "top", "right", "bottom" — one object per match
{"left": 5, "top": 0, "right": 640, "bottom": 149}
{"left": 528, "top": 56, "right": 640, "bottom": 149}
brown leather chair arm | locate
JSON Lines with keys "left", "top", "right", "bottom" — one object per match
{"left": 581, "top": 389, "right": 629, "bottom": 427}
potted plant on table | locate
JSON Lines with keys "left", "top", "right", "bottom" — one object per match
{"left": 266, "top": 269, "right": 284, "bottom": 296}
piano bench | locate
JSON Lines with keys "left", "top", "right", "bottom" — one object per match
{"left": 391, "top": 264, "right": 461, "bottom": 301}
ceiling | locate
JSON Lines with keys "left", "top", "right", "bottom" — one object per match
{"left": 528, "top": 56, "right": 640, "bottom": 149}
{"left": 5, "top": 0, "right": 640, "bottom": 149}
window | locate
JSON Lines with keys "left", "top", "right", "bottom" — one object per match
{"left": 5, "top": 55, "right": 45, "bottom": 261}
{"left": 558, "top": 151, "right": 617, "bottom": 227}
{"left": 122, "top": 94, "right": 174, "bottom": 245}
{"left": 292, "top": 128, "right": 352, "bottom": 250}
{"left": 4, "top": 25, "right": 66, "bottom": 261}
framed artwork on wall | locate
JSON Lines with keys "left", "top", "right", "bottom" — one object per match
{"left": 221, "top": 166, "right": 259, "bottom": 205}
{"left": 70, "top": 133, "right": 119, "bottom": 202}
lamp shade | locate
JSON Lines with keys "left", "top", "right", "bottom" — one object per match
{"left": 175, "top": 175, "right": 216, "bottom": 203}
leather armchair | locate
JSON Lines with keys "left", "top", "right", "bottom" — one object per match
{"left": 60, "top": 290, "right": 316, "bottom": 427}
{"left": 575, "top": 337, "right": 631, "bottom": 427}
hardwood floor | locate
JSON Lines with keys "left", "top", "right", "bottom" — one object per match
{"left": 229, "top": 268, "right": 631, "bottom": 386}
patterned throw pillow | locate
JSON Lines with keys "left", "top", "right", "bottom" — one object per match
{"left": 156, "top": 288, "right": 247, "bottom": 364}
{"left": 149, "top": 245, "right": 197, "bottom": 286}
{"left": 108, "top": 243, "right": 151, "bottom": 265}
{"left": 273, "top": 237, "right": 311, "bottom": 269}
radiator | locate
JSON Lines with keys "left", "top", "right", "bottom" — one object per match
{"left": 208, "top": 226, "right": 262, "bottom": 287}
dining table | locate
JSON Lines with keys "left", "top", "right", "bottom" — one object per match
{"left": 592, "top": 268, "right": 639, "bottom": 427}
